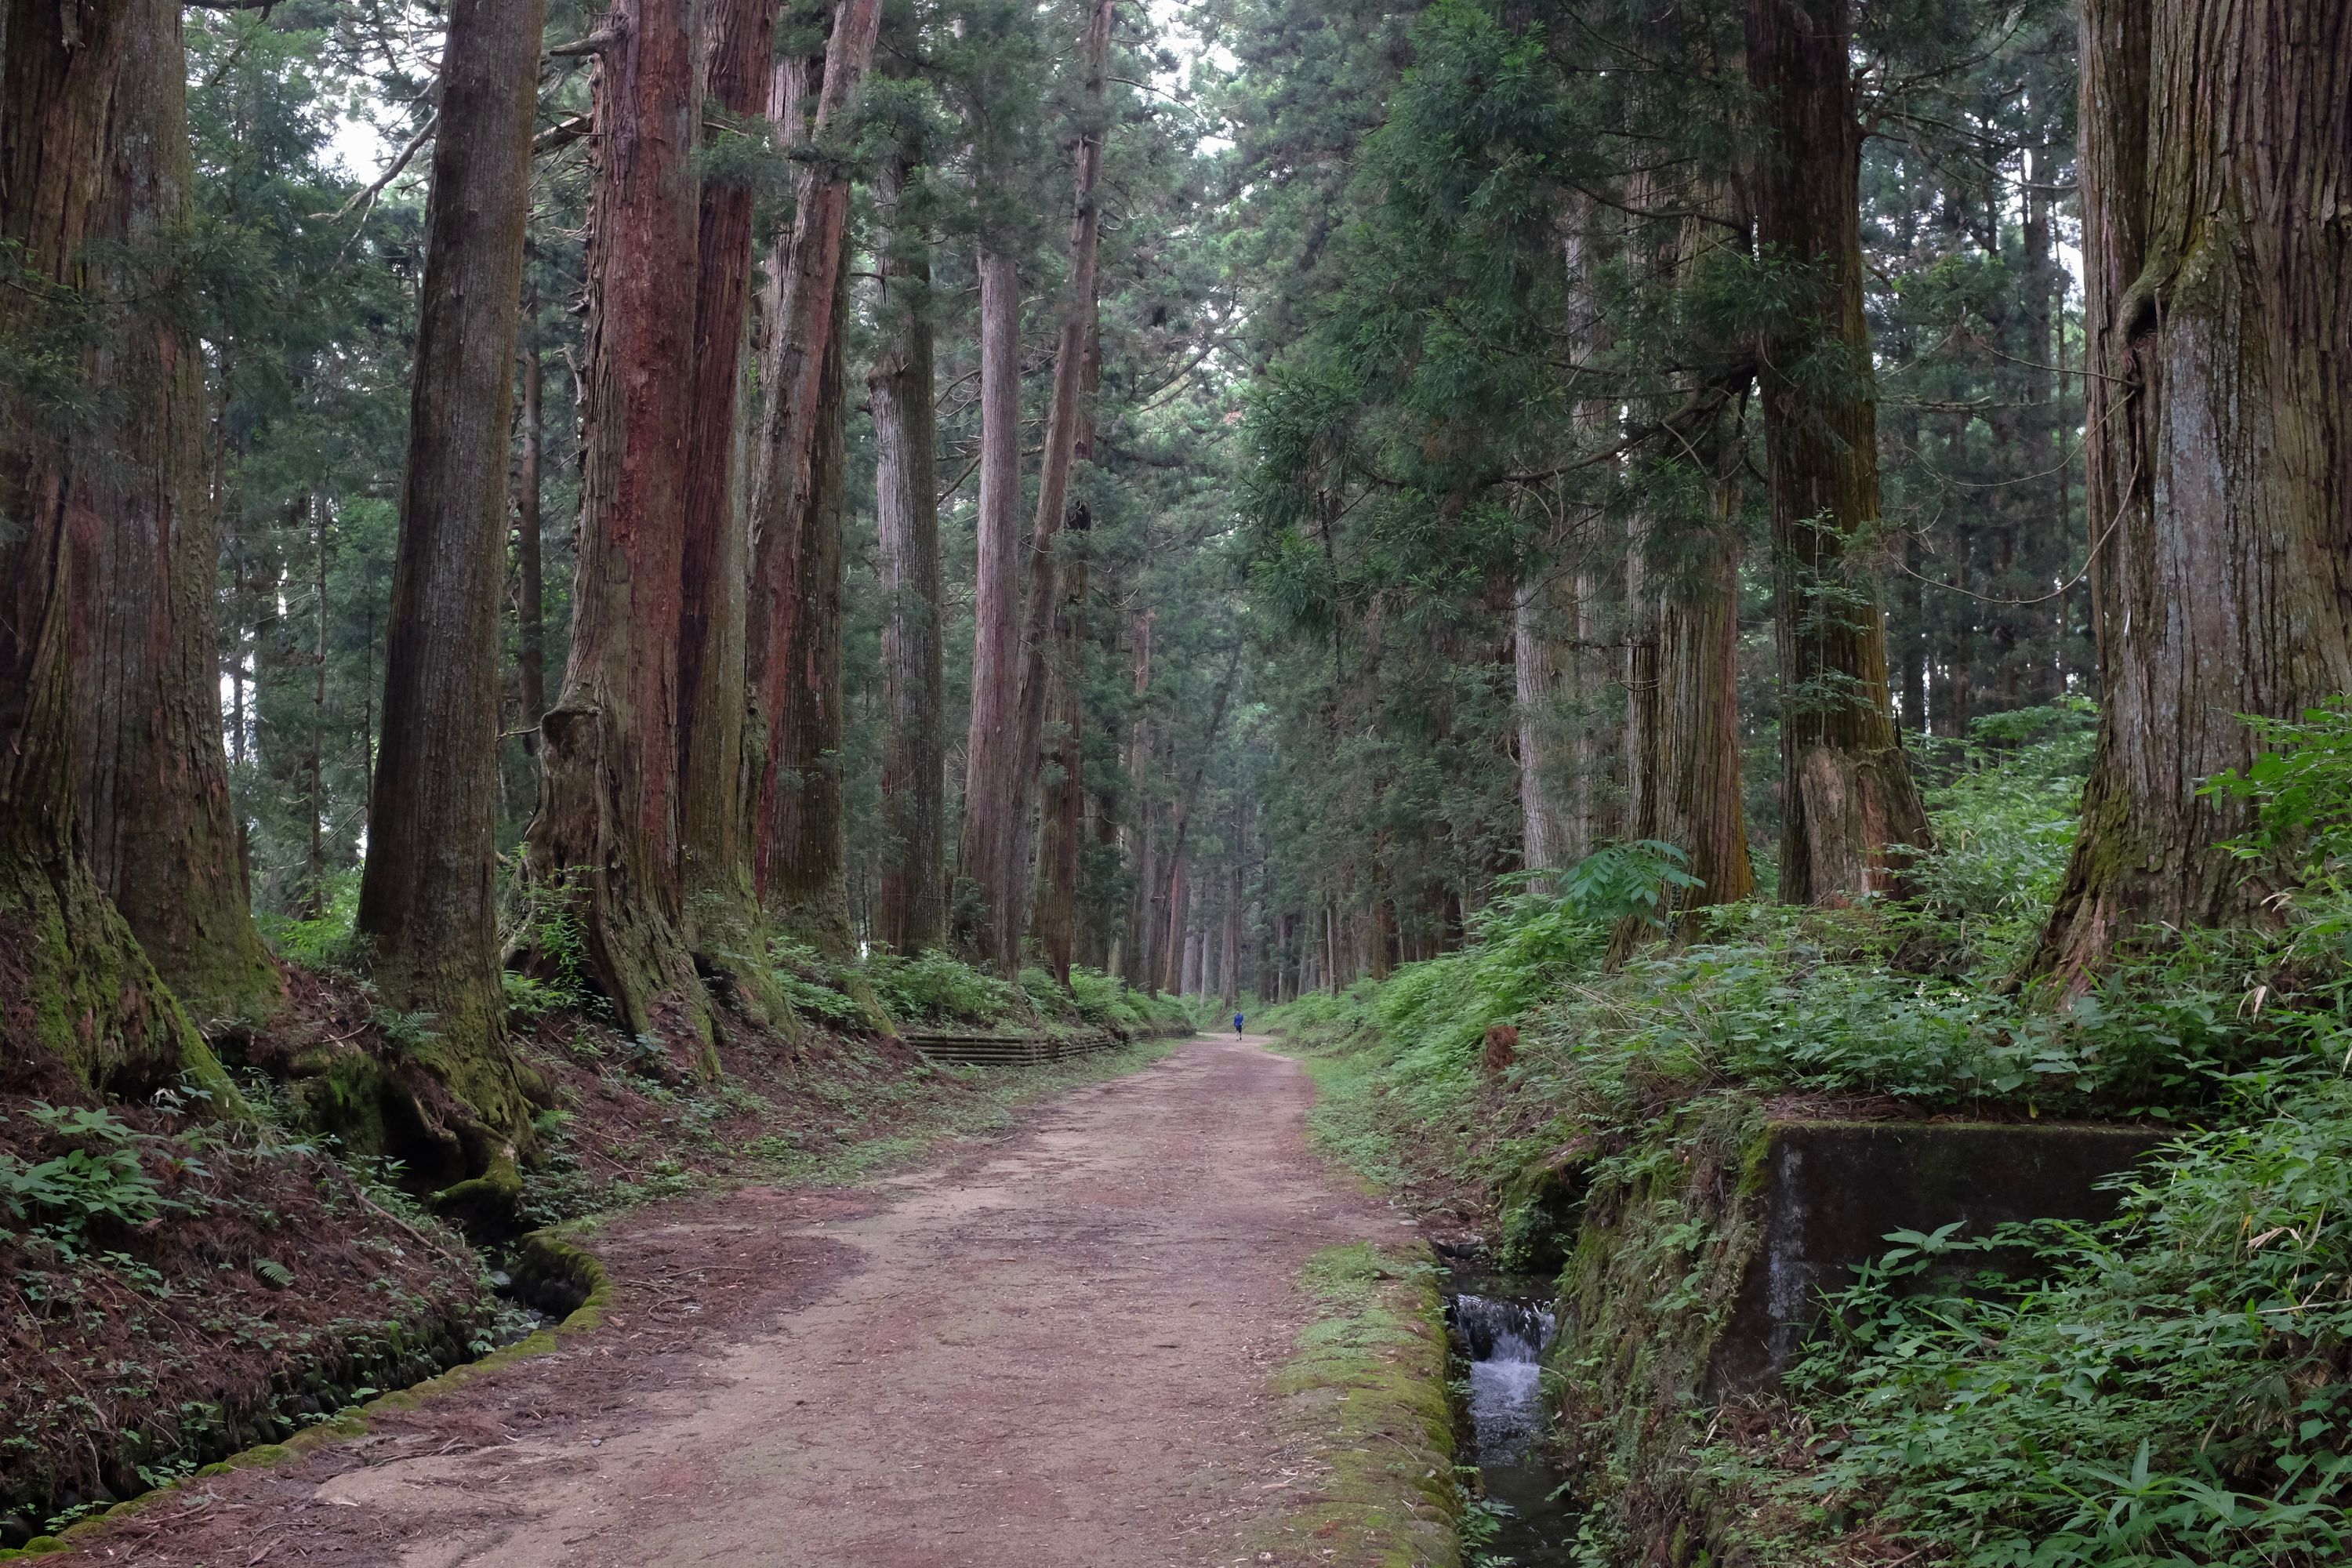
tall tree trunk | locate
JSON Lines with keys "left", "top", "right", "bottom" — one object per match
{"left": 2030, "top": 0, "right": 2352, "bottom": 982}
{"left": 1514, "top": 567, "right": 1573, "bottom": 877}
{"left": 305, "top": 495, "right": 329, "bottom": 917}
{"left": 521, "top": 0, "right": 710, "bottom": 1045}
{"left": 517, "top": 296, "right": 546, "bottom": 756}
{"left": 764, "top": 274, "right": 855, "bottom": 947}
{"left": 872, "top": 147, "right": 947, "bottom": 956}
{"left": 677, "top": 0, "right": 782, "bottom": 1014}
{"left": 1745, "top": 0, "right": 1933, "bottom": 904}
{"left": 992, "top": 0, "right": 1117, "bottom": 974}
{"left": 1034, "top": 504, "right": 1091, "bottom": 987}
{"left": 2, "top": 0, "right": 234, "bottom": 1096}
{"left": 1033, "top": 296, "right": 1106, "bottom": 985}
{"left": 956, "top": 251, "right": 1029, "bottom": 965}
{"left": 56, "top": 0, "right": 280, "bottom": 1029}
{"left": 746, "top": 0, "right": 884, "bottom": 950}
{"left": 1120, "top": 610, "right": 1156, "bottom": 988}
{"left": 357, "top": 0, "right": 547, "bottom": 1189}
{"left": 1221, "top": 860, "right": 1241, "bottom": 1007}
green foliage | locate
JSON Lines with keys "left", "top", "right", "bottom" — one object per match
{"left": 862, "top": 949, "right": 1020, "bottom": 1027}
{"left": 0, "top": 1105, "right": 183, "bottom": 1240}
{"left": 1904, "top": 702, "right": 2099, "bottom": 964}
{"left": 768, "top": 938, "right": 868, "bottom": 1026}
{"left": 1784, "top": 1076, "right": 2352, "bottom": 1566}
{"left": 2209, "top": 696, "right": 2352, "bottom": 878}
{"left": 256, "top": 869, "right": 364, "bottom": 973}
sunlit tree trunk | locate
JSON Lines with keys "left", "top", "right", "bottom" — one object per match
{"left": 1, "top": 0, "right": 230, "bottom": 1094}
{"left": 521, "top": 0, "right": 710, "bottom": 1044}
{"left": 677, "top": 0, "right": 782, "bottom": 1014}
{"left": 1745, "top": 0, "right": 1933, "bottom": 904}
{"left": 2031, "top": 0, "right": 2352, "bottom": 982}
{"left": 55, "top": 0, "right": 281, "bottom": 1029}
{"left": 872, "top": 145, "right": 947, "bottom": 956}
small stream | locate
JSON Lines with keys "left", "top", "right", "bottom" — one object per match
{"left": 1450, "top": 1279, "right": 1580, "bottom": 1566}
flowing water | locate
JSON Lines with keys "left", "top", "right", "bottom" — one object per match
{"left": 1450, "top": 1283, "right": 1579, "bottom": 1565}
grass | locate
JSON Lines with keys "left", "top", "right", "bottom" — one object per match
{"left": 1245, "top": 1241, "right": 1464, "bottom": 1568}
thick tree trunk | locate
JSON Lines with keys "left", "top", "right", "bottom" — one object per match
{"left": 1, "top": 0, "right": 228, "bottom": 1095}
{"left": 2031, "top": 0, "right": 2352, "bottom": 981}
{"left": 1120, "top": 611, "right": 1156, "bottom": 988}
{"left": 56, "top": 0, "right": 280, "bottom": 1029}
{"left": 872, "top": 149, "right": 948, "bottom": 956}
{"left": 764, "top": 275, "right": 855, "bottom": 949}
{"left": 677, "top": 0, "right": 782, "bottom": 1012}
{"left": 356, "top": 0, "right": 547, "bottom": 1188}
{"left": 1745, "top": 0, "right": 1933, "bottom": 904}
{"left": 521, "top": 0, "right": 710, "bottom": 1045}
{"left": 746, "top": 0, "right": 884, "bottom": 949}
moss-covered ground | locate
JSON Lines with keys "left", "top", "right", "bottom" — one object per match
{"left": 1245, "top": 1241, "right": 1464, "bottom": 1568}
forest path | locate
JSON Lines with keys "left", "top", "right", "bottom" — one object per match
{"left": 82, "top": 1034, "right": 1400, "bottom": 1568}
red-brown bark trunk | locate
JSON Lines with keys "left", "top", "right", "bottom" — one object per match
{"left": 677, "top": 0, "right": 782, "bottom": 1011}
{"left": 521, "top": 0, "right": 711, "bottom": 1045}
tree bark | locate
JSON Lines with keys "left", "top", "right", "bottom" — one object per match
{"left": 1513, "top": 567, "right": 1573, "bottom": 877}
{"left": 55, "top": 0, "right": 281, "bottom": 1029}
{"left": 1033, "top": 298, "right": 1107, "bottom": 985}
{"left": 746, "top": 0, "right": 884, "bottom": 947}
{"left": 872, "top": 147, "right": 948, "bottom": 956}
{"left": 355, "top": 0, "right": 547, "bottom": 1189}
{"left": 521, "top": 0, "right": 710, "bottom": 1045}
{"left": 677, "top": 0, "right": 782, "bottom": 1012}
{"left": 763, "top": 273, "right": 855, "bottom": 949}
{"left": 955, "top": 250, "right": 1029, "bottom": 965}
{"left": 517, "top": 296, "right": 546, "bottom": 755}
{"left": 1745, "top": 0, "right": 1933, "bottom": 904}
{"left": 1, "top": 0, "right": 230, "bottom": 1096}
{"left": 2031, "top": 0, "right": 2352, "bottom": 981}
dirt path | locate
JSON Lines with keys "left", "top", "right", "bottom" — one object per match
{"left": 77, "top": 1035, "right": 1407, "bottom": 1568}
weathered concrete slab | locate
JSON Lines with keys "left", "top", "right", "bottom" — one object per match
{"left": 1708, "top": 1120, "right": 2171, "bottom": 1396}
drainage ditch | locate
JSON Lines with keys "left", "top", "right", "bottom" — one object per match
{"left": 1447, "top": 1273, "right": 1579, "bottom": 1566}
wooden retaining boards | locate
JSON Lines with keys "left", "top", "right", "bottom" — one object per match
{"left": 902, "top": 1019, "right": 1194, "bottom": 1065}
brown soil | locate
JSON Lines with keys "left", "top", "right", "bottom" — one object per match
{"left": 63, "top": 1036, "right": 1406, "bottom": 1567}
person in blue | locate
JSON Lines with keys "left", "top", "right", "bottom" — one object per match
{"left": 1232, "top": 1011, "right": 1245, "bottom": 1039}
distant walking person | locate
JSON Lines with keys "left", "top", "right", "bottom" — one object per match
{"left": 1233, "top": 1011, "right": 1245, "bottom": 1039}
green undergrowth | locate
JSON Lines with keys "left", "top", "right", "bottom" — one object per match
{"left": 1245, "top": 1241, "right": 1462, "bottom": 1568}
{"left": 1258, "top": 702, "right": 2352, "bottom": 1566}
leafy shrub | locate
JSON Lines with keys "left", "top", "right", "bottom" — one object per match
{"left": 1904, "top": 701, "right": 2097, "bottom": 964}
{"left": 862, "top": 949, "right": 1018, "bottom": 1027}
{"left": 1789, "top": 1076, "right": 2352, "bottom": 1566}
{"left": 0, "top": 1105, "right": 181, "bottom": 1238}
{"left": 768, "top": 938, "right": 866, "bottom": 1025}
{"left": 256, "top": 869, "right": 364, "bottom": 973}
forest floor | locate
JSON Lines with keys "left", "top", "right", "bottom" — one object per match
{"left": 56, "top": 1036, "right": 1424, "bottom": 1568}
